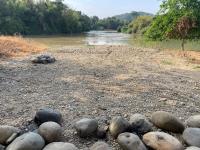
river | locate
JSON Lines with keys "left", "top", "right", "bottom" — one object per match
{"left": 27, "top": 30, "right": 200, "bottom": 51}
{"left": 27, "top": 31, "right": 132, "bottom": 48}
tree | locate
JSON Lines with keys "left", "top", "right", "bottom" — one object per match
{"left": 145, "top": 0, "right": 200, "bottom": 50}
{"left": 126, "top": 16, "right": 153, "bottom": 34}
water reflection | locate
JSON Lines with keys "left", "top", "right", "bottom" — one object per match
{"left": 85, "top": 30, "right": 131, "bottom": 45}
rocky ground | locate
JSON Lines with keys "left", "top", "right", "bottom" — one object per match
{"left": 1, "top": 45, "right": 200, "bottom": 149}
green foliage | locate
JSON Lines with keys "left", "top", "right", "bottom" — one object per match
{"left": 96, "top": 17, "right": 125, "bottom": 30}
{"left": 145, "top": 0, "right": 200, "bottom": 42}
{"left": 0, "top": 0, "right": 129, "bottom": 35}
{"left": 0, "top": 0, "right": 93, "bottom": 35}
{"left": 125, "top": 16, "right": 153, "bottom": 34}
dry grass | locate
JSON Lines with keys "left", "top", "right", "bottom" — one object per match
{"left": 0, "top": 36, "right": 46, "bottom": 58}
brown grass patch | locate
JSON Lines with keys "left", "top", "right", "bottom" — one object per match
{"left": 166, "top": 50, "right": 200, "bottom": 64}
{"left": 0, "top": 36, "right": 46, "bottom": 58}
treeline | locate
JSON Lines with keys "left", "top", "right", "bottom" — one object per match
{"left": 0, "top": 0, "right": 124, "bottom": 35}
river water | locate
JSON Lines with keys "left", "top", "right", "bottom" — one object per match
{"left": 27, "top": 30, "right": 132, "bottom": 48}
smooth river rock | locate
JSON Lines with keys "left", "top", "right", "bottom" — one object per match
{"left": 109, "top": 116, "right": 130, "bottom": 138}
{"left": 6, "top": 132, "right": 45, "bottom": 150}
{"left": 90, "top": 142, "right": 111, "bottom": 150}
{"left": 129, "top": 114, "right": 153, "bottom": 134}
{"left": 117, "top": 132, "right": 147, "bottom": 150}
{"left": 38, "top": 122, "right": 62, "bottom": 143}
{"left": 0, "top": 125, "right": 20, "bottom": 145}
{"left": 96, "top": 127, "right": 107, "bottom": 139}
{"left": 151, "top": 111, "right": 185, "bottom": 133}
{"left": 186, "top": 147, "right": 200, "bottom": 150}
{"left": 43, "top": 142, "right": 78, "bottom": 150}
{"left": 75, "top": 118, "right": 98, "bottom": 137}
{"left": 143, "top": 132, "right": 183, "bottom": 150}
{"left": 186, "top": 115, "right": 200, "bottom": 128}
{"left": 183, "top": 128, "right": 200, "bottom": 147}
{"left": 0, "top": 144, "right": 5, "bottom": 150}
{"left": 34, "top": 108, "right": 62, "bottom": 125}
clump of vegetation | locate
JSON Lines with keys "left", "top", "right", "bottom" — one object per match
{"left": 121, "top": 16, "right": 153, "bottom": 34}
{"left": 0, "top": 36, "right": 46, "bottom": 57}
{"left": 145, "top": 0, "right": 200, "bottom": 50}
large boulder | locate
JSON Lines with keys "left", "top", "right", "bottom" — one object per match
{"left": 38, "top": 122, "right": 62, "bottom": 143}
{"left": 34, "top": 108, "right": 62, "bottom": 125}
{"left": 143, "top": 132, "right": 183, "bottom": 150}
{"left": 43, "top": 142, "right": 78, "bottom": 150}
{"left": 117, "top": 132, "right": 147, "bottom": 150}
{"left": 109, "top": 116, "right": 130, "bottom": 138}
{"left": 186, "top": 115, "right": 200, "bottom": 128}
{"left": 74, "top": 118, "right": 98, "bottom": 138}
{"left": 90, "top": 142, "right": 111, "bottom": 150}
{"left": 183, "top": 128, "right": 200, "bottom": 147}
{"left": 6, "top": 132, "right": 45, "bottom": 150}
{"left": 151, "top": 111, "right": 185, "bottom": 133}
{"left": 0, "top": 125, "right": 20, "bottom": 145}
{"left": 32, "top": 55, "right": 56, "bottom": 64}
{"left": 129, "top": 114, "right": 153, "bottom": 134}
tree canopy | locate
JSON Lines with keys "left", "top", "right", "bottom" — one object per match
{"left": 0, "top": 0, "right": 123, "bottom": 35}
{"left": 145, "top": 0, "right": 200, "bottom": 50}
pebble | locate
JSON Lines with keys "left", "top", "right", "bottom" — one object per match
{"left": 109, "top": 116, "right": 130, "bottom": 138}
{"left": 43, "top": 142, "right": 78, "bottom": 150}
{"left": 75, "top": 118, "right": 98, "bottom": 138}
{"left": 183, "top": 128, "right": 200, "bottom": 147}
{"left": 90, "top": 142, "right": 111, "bottom": 150}
{"left": 38, "top": 122, "right": 62, "bottom": 143}
{"left": 0, "top": 125, "right": 20, "bottom": 145}
{"left": 143, "top": 132, "right": 183, "bottom": 150}
{"left": 151, "top": 111, "right": 185, "bottom": 133}
{"left": 34, "top": 108, "right": 62, "bottom": 125}
{"left": 186, "top": 115, "right": 200, "bottom": 128}
{"left": 129, "top": 114, "right": 153, "bottom": 134}
{"left": 117, "top": 132, "right": 147, "bottom": 150}
{"left": 6, "top": 132, "right": 45, "bottom": 150}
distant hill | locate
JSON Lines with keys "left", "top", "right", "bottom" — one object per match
{"left": 114, "top": 11, "right": 154, "bottom": 22}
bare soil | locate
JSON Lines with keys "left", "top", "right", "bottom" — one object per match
{"left": 1, "top": 45, "right": 200, "bottom": 149}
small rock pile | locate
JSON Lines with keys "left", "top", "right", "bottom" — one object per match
{"left": 1, "top": 109, "right": 200, "bottom": 150}
{"left": 31, "top": 55, "right": 56, "bottom": 64}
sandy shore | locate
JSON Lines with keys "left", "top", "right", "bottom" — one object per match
{"left": 1, "top": 45, "right": 200, "bottom": 149}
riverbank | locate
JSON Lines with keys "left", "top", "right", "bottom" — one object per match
{"left": 1, "top": 45, "right": 200, "bottom": 149}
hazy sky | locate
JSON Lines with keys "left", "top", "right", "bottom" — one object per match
{"left": 64, "top": 0, "right": 161, "bottom": 18}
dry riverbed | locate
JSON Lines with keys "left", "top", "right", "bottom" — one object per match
{"left": 0, "top": 45, "right": 200, "bottom": 149}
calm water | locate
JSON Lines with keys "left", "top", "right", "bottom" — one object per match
{"left": 27, "top": 31, "right": 132, "bottom": 48}
{"left": 27, "top": 30, "right": 200, "bottom": 51}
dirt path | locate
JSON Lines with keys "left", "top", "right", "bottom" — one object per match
{"left": 0, "top": 45, "right": 200, "bottom": 149}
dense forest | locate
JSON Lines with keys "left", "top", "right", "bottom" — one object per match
{"left": 0, "top": 0, "right": 124, "bottom": 35}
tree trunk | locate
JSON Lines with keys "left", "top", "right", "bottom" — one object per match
{"left": 181, "top": 39, "right": 185, "bottom": 51}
